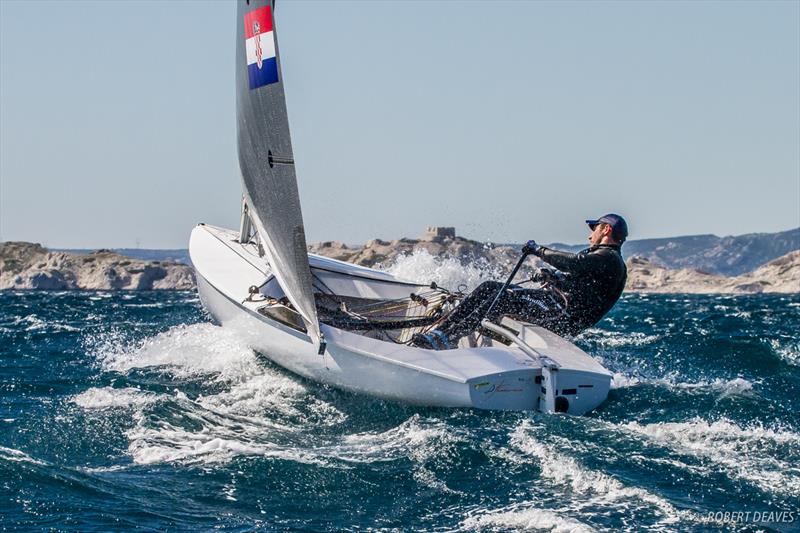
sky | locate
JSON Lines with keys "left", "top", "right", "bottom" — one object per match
{"left": 1, "top": 0, "right": 798, "bottom": 248}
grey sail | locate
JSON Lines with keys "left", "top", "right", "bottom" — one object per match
{"left": 236, "top": 0, "right": 321, "bottom": 344}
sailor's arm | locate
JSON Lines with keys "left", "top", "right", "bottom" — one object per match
{"left": 535, "top": 247, "right": 604, "bottom": 275}
{"left": 523, "top": 240, "right": 603, "bottom": 275}
{"left": 537, "top": 247, "right": 577, "bottom": 272}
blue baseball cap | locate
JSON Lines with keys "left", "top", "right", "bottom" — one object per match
{"left": 586, "top": 213, "right": 628, "bottom": 241}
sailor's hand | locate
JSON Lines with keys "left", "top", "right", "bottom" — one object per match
{"left": 522, "top": 240, "right": 542, "bottom": 256}
{"left": 533, "top": 267, "right": 565, "bottom": 285}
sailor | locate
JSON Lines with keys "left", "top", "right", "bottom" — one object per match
{"left": 413, "top": 214, "right": 628, "bottom": 349}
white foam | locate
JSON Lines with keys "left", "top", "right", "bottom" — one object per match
{"left": 412, "top": 466, "right": 463, "bottom": 495}
{"left": 122, "top": 373, "right": 344, "bottom": 466}
{"left": 324, "top": 415, "right": 464, "bottom": 493}
{"left": 89, "top": 293, "right": 112, "bottom": 301}
{"left": 379, "top": 249, "right": 509, "bottom": 292}
{"left": 94, "top": 323, "right": 261, "bottom": 382}
{"left": 508, "top": 420, "right": 691, "bottom": 527}
{"left": 677, "top": 377, "right": 754, "bottom": 398}
{"left": 610, "top": 373, "right": 644, "bottom": 389}
{"left": 461, "top": 505, "right": 595, "bottom": 532}
{"left": 126, "top": 425, "right": 324, "bottom": 466}
{"left": 124, "top": 407, "right": 459, "bottom": 475}
{"left": 196, "top": 372, "right": 346, "bottom": 425}
{"left": 579, "top": 329, "right": 661, "bottom": 348}
{"left": 19, "top": 315, "right": 46, "bottom": 330}
{"left": 222, "top": 482, "right": 238, "bottom": 502}
{"left": 72, "top": 387, "right": 157, "bottom": 409}
{"left": 611, "top": 373, "right": 755, "bottom": 398}
{"left": 83, "top": 322, "right": 358, "bottom": 467}
{"left": 769, "top": 338, "right": 800, "bottom": 366}
{"left": 622, "top": 417, "right": 800, "bottom": 497}
{"left": 124, "top": 384, "right": 333, "bottom": 467}
{"left": 12, "top": 314, "right": 79, "bottom": 332}
{"left": 80, "top": 464, "right": 130, "bottom": 473}
{"left": 319, "top": 415, "right": 455, "bottom": 464}
{"left": 0, "top": 446, "right": 46, "bottom": 466}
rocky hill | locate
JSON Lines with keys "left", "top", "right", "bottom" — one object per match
{"left": 105, "top": 227, "right": 799, "bottom": 277}
{"left": 545, "top": 227, "right": 799, "bottom": 276}
{"left": 59, "top": 247, "right": 191, "bottom": 266}
{"left": 0, "top": 242, "right": 195, "bottom": 290}
{"left": 625, "top": 251, "right": 799, "bottom": 293}
{"left": 308, "top": 236, "right": 518, "bottom": 270}
{"left": 5, "top": 226, "right": 798, "bottom": 293}
{"left": 308, "top": 228, "right": 799, "bottom": 294}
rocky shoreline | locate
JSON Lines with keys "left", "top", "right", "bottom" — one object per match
{"left": 308, "top": 231, "right": 799, "bottom": 294}
{"left": 0, "top": 242, "right": 195, "bottom": 290}
{"left": 2, "top": 233, "right": 797, "bottom": 293}
{"left": 624, "top": 252, "right": 799, "bottom": 293}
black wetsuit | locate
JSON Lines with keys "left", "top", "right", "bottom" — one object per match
{"left": 437, "top": 244, "right": 627, "bottom": 339}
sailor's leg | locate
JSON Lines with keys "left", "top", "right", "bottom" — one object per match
{"left": 506, "top": 288, "right": 570, "bottom": 332}
{"left": 438, "top": 281, "right": 513, "bottom": 339}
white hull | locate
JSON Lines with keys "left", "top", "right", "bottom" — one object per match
{"left": 190, "top": 224, "right": 612, "bottom": 414}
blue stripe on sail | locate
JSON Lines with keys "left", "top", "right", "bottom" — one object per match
{"left": 247, "top": 57, "right": 279, "bottom": 90}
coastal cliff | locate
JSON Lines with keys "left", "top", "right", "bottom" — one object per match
{"left": 308, "top": 236, "right": 518, "bottom": 270}
{"left": 625, "top": 251, "right": 799, "bottom": 293}
{"left": 308, "top": 230, "right": 799, "bottom": 294}
{"left": 0, "top": 242, "right": 195, "bottom": 290}
{"left": 2, "top": 232, "right": 797, "bottom": 293}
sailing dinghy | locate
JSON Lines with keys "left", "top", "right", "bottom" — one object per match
{"left": 189, "top": 0, "right": 612, "bottom": 415}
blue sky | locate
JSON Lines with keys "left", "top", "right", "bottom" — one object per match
{"left": 1, "top": 0, "right": 798, "bottom": 248}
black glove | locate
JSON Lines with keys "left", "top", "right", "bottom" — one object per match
{"left": 533, "top": 267, "right": 565, "bottom": 285}
{"left": 522, "top": 239, "right": 542, "bottom": 256}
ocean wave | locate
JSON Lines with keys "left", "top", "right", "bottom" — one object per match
{"left": 675, "top": 377, "right": 754, "bottom": 398}
{"left": 80, "top": 321, "right": 359, "bottom": 467}
{"left": 88, "top": 293, "right": 113, "bottom": 301}
{"left": 126, "top": 422, "right": 327, "bottom": 466}
{"left": 379, "top": 250, "right": 508, "bottom": 292}
{"left": 8, "top": 314, "right": 80, "bottom": 333}
{"left": 0, "top": 446, "right": 47, "bottom": 466}
{"left": 460, "top": 505, "right": 595, "bottom": 532}
{"left": 196, "top": 372, "right": 346, "bottom": 426}
{"left": 124, "top": 406, "right": 450, "bottom": 472}
{"left": 71, "top": 387, "right": 158, "bottom": 410}
{"left": 611, "top": 373, "right": 755, "bottom": 398}
{"left": 91, "top": 323, "right": 261, "bottom": 382}
{"left": 79, "top": 464, "right": 131, "bottom": 474}
{"left": 579, "top": 330, "right": 661, "bottom": 348}
{"left": 317, "top": 415, "right": 465, "bottom": 494}
{"left": 317, "top": 415, "right": 456, "bottom": 464}
{"left": 4, "top": 289, "right": 799, "bottom": 530}
{"left": 118, "top": 381, "right": 458, "bottom": 474}
{"left": 122, "top": 384, "right": 334, "bottom": 467}
{"left": 768, "top": 338, "right": 800, "bottom": 366}
{"left": 621, "top": 417, "right": 800, "bottom": 498}
{"left": 508, "top": 420, "right": 696, "bottom": 527}
{"left": 121, "top": 374, "right": 342, "bottom": 465}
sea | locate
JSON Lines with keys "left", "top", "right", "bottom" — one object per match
{"left": 2, "top": 252, "right": 799, "bottom": 532}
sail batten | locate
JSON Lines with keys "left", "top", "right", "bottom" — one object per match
{"left": 236, "top": 0, "right": 321, "bottom": 343}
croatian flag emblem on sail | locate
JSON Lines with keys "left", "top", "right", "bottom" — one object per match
{"left": 244, "top": 6, "right": 278, "bottom": 89}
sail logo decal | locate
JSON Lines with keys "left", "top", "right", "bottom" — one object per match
{"left": 244, "top": 6, "right": 278, "bottom": 89}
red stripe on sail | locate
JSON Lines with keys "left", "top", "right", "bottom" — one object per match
{"left": 244, "top": 5, "right": 273, "bottom": 40}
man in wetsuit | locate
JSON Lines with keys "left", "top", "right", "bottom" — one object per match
{"left": 413, "top": 214, "right": 628, "bottom": 349}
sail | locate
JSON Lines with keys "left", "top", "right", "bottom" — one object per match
{"left": 236, "top": 0, "right": 321, "bottom": 344}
